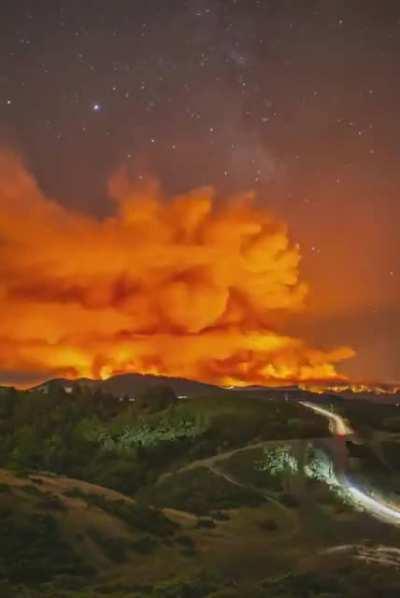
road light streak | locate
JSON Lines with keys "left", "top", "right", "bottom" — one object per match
{"left": 345, "top": 482, "right": 400, "bottom": 524}
{"left": 300, "top": 401, "right": 353, "bottom": 435}
{"left": 301, "top": 400, "right": 400, "bottom": 526}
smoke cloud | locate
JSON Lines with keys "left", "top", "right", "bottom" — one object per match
{"left": 0, "top": 151, "right": 354, "bottom": 387}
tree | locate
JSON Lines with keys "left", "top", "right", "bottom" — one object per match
{"left": 136, "top": 384, "right": 177, "bottom": 412}
{"left": 257, "top": 445, "right": 298, "bottom": 477}
{"left": 9, "top": 425, "right": 41, "bottom": 470}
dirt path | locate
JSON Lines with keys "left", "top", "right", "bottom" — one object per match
{"left": 158, "top": 437, "right": 305, "bottom": 484}
{"left": 208, "top": 461, "right": 299, "bottom": 529}
{"left": 158, "top": 441, "right": 266, "bottom": 484}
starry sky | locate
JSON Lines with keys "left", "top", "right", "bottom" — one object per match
{"left": 0, "top": 0, "right": 399, "bottom": 383}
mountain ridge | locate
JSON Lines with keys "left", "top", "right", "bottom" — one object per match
{"left": 30, "top": 372, "right": 225, "bottom": 398}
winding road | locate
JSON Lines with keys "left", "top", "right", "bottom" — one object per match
{"left": 300, "top": 401, "right": 354, "bottom": 436}
{"left": 300, "top": 400, "right": 400, "bottom": 527}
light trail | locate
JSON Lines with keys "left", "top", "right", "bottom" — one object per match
{"left": 301, "top": 400, "right": 400, "bottom": 526}
{"left": 345, "top": 482, "right": 400, "bottom": 525}
{"left": 299, "top": 401, "right": 353, "bottom": 436}
{"left": 323, "top": 544, "right": 400, "bottom": 568}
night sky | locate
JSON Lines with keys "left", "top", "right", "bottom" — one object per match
{"left": 0, "top": 1, "right": 399, "bottom": 383}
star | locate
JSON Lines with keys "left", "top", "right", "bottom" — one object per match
{"left": 0, "top": 0, "right": 397, "bottom": 385}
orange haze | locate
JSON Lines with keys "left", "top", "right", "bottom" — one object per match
{"left": 0, "top": 152, "right": 354, "bottom": 387}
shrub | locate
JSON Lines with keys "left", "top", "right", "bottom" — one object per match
{"left": 0, "top": 513, "right": 89, "bottom": 584}
{"left": 211, "top": 510, "right": 230, "bottom": 521}
{"left": 69, "top": 491, "right": 177, "bottom": 537}
{"left": 196, "top": 518, "right": 216, "bottom": 529}
{"left": 144, "top": 467, "right": 263, "bottom": 515}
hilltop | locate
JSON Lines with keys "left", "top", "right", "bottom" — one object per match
{"left": 30, "top": 372, "right": 226, "bottom": 399}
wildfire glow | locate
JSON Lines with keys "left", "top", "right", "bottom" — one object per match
{"left": 0, "top": 151, "right": 354, "bottom": 387}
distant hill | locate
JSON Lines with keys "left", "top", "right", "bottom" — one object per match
{"left": 0, "top": 385, "right": 13, "bottom": 394}
{"left": 31, "top": 372, "right": 226, "bottom": 398}
{"left": 27, "top": 374, "right": 344, "bottom": 402}
{"left": 29, "top": 374, "right": 400, "bottom": 404}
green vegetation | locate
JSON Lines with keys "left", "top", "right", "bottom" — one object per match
{"left": 0, "top": 385, "right": 329, "bottom": 497}
{"left": 220, "top": 447, "right": 282, "bottom": 491}
{"left": 330, "top": 397, "right": 400, "bottom": 434}
{"left": 94, "top": 410, "right": 206, "bottom": 452}
{"left": 0, "top": 507, "right": 91, "bottom": 585}
{"left": 68, "top": 490, "right": 177, "bottom": 537}
{"left": 142, "top": 466, "right": 263, "bottom": 514}
{"left": 1, "top": 384, "right": 400, "bottom": 596}
{"left": 257, "top": 445, "right": 299, "bottom": 477}
{"left": 382, "top": 441, "right": 400, "bottom": 469}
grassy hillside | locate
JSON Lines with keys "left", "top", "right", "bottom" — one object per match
{"left": 0, "top": 386, "right": 329, "bottom": 495}
{"left": 2, "top": 385, "right": 400, "bottom": 596}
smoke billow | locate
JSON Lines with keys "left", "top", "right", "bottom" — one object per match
{"left": 0, "top": 151, "right": 354, "bottom": 386}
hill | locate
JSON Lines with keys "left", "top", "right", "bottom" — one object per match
{"left": 32, "top": 372, "right": 225, "bottom": 398}
{"left": 2, "top": 384, "right": 400, "bottom": 595}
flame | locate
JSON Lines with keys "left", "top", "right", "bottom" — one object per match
{"left": 0, "top": 151, "right": 354, "bottom": 387}
{"left": 301, "top": 383, "right": 400, "bottom": 395}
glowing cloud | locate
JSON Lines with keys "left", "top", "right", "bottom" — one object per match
{"left": 0, "top": 151, "right": 354, "bottom": 386}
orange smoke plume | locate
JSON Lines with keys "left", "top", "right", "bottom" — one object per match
{"left": 0, "top": 151, "right": 354, "bottom": 387}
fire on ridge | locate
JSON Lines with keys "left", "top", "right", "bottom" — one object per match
{"left": 0, "top": 151, "right": 355, "bottom": 388}
{"left": 300, "top": 382, "right": 400, "bottom": 396}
